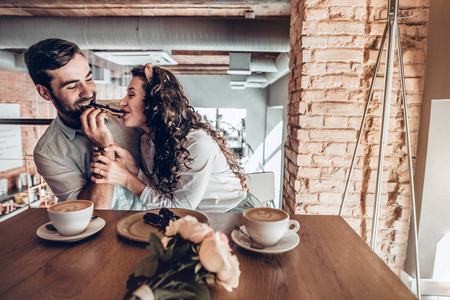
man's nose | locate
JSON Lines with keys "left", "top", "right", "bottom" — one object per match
{"left": 79, "top": 82, "right": 95, "bottom": 98}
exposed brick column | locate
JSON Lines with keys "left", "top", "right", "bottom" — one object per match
{"left": 286, "top": 0, "right": 429, "bottom": 275}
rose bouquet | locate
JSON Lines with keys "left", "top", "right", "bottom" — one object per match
{"left": 124, "top": 215, "right": 240, "bottom": 300}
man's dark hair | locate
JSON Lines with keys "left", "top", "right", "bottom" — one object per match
{"left": 24, "top": 38, "right": 82, "bottom": 90}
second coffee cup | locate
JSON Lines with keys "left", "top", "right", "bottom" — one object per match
{"left": 243, "top": 207, "right": 300, "bottom": 247}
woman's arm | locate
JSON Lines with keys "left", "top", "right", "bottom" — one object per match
{"left": 90, "top": 152, "right": 145, "bottom": 196}
{"left": 90, "top": 151, "right": 181, "bottom": 208}
{"left": 169, "top": 132, "right": 218, "bottom": 210}
{"left": 90, "top": 132, "right": 218, "bottom": 210}
{"left": 94, "top": 143, "right": 140, "bottom": 176}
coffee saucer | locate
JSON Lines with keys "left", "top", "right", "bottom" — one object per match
{"left": 36, "top": 217, "right": 106, "bottom": 242}
{"left": 231, "top": 225, "right": 300, "bottom": 254}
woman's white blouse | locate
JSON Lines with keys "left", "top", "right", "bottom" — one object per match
{"left": 137, "top": 129, "right": 246, "bottom": 212}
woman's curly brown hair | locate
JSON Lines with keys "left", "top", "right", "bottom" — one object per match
{"left": 131, "top": 64, "right": 246, "bottom": 197}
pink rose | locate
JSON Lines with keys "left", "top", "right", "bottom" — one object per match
{"left": 216, "top": 254, "right": 240, "bottom": 292}
{"left": 199, "top": 232, "right": 240, "bottom": 291}
{"left": 199, "top": 232, "right": 230, "bottom": 273}
{"left": 165, "top": 215, "right": 213, "bottom": 244}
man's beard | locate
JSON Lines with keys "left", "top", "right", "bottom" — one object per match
{"left": 49, "top": 89, "right": 96, "bottom": 121}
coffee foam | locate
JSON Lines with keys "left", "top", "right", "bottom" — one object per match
{"left": 245, "top": 208, "right": 286, "bottom": 222}
{"left": 49, "top": 201, "right": 91, "bottom": 213}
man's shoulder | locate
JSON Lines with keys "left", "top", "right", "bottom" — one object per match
{"left": 34, "top": 120, "right": 60, "bottom": 154}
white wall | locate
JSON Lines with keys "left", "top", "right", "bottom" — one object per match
{"left": 404, "top": 0, "right": 450, "bottom": 279}
{"left": 415, "top": 100, "right": 450, "bottom": 278}
{"left": 267, "top": 74, "right": 289, "bottom": 207}
{"left": 269, "top": 74, "right": 289, "bottom": 107}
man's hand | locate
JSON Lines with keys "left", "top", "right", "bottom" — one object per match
{"left": 80, "top": 107, "right": 114, "bottom": 148}
{"left": 97, "top": 143, "right": 140, "bottom": 176}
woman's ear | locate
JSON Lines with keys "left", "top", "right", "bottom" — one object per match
{"left": 36, "top": 84, "right": 53, "bottom": 102}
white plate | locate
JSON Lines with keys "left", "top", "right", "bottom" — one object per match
{"left": 231, "top": 225, "right": 300, "bottom": 254}
{"left": 36, "top": 217, "right": 106, "bottom": 242}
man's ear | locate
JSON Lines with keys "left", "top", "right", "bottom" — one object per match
{"left": 36, "top": 84, "right": 53, "bottom": 102}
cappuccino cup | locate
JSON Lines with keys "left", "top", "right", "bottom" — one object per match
{"left": 243, "top": 207, "right": 300, "bottom": 247}
{"left": 47, "top": 200, "right": 94, "bottom": 236}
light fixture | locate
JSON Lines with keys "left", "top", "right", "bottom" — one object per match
{"left": 94, "top": 51, "right": 178, "bottom": 66}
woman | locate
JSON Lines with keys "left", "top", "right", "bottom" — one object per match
{"left": 88, "top": 64, "right": 262, "bottom": 212}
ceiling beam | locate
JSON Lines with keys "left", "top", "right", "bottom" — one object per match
{"left": 0, "top": 1, "right": 291, "bottom": 17}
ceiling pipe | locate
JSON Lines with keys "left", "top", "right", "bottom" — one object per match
{"left": 0, "top": 16, "right": 290, "bottom": 52}
{"left": 229, "top": 53, "right": 289, "bottom": 89}
{"left": 250, "top": 56, "right": 278, "bottom": 73}
{"left": 262, "top": 53, "right": 289, "bottom": 87}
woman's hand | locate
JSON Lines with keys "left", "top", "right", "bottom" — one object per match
{"left": 94, "top": 143, "right": 139, "bottom": 176}
{"left": 81, "top": 107, "right": 114, "bottom": 148}
{"left": 90, "top": 153, "right": 131, "bottom": 186}
{"left": 90, "top": 151, "right": 147, "bottom": 198}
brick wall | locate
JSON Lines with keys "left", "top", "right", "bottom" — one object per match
{"left": 286, "top": 0, "right": 429, "bottom": 275}
{"left": 0, "top": 68, "right": 52, "bottom": 188}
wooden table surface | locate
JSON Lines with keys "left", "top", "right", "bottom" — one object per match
{"left": 0, "top": 208, "right": 416, "bottom": 300}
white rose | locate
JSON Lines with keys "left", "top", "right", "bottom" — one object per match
{"left": 165, "top": 215, "right": 213, "bottom": 244}
{"left": 178, "top": 220, "right": 213, "bottom": 244}
{"left": 164, "top": 217, "right": 184, "bottom": 236}
{"left": 216, "top": 254, "right": 240, "bottom": 292}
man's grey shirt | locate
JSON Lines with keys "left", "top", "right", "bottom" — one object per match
{"left": 34, "top": 115, "right": 146, "bottom": 210}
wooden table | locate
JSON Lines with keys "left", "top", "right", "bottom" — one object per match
{"left": 0, "top": 208, "right": 416, "bottom": 300}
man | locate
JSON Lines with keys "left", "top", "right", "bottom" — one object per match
{"left": 25, "top": 38, "right": 145, "bottom": 210}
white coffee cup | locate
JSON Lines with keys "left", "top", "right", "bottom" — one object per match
{"left": 47, "top": 200, "right": 94, "bottom": 236}
{"left": 243, "top": 207, "right": 300, "bottom": 247}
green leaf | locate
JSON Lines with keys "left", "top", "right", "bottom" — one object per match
{"left": 147, "top": 232, "right": 165, "bottom": 260}
{"left": 187, "top": 282, "right": 210, "bottom": 300}
{"left": 160, "top": 235, "right": 178, "bottom": 262}
{"left": 154, "top": 288, "right": 196, "bottom": 300}
{"left": 134, "top": 254, "right": 158, "bottom": 278}
{"left": 170, "top": 240, "right": 191, "bottom": 262}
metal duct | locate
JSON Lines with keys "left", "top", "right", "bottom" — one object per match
{"left": 229, "top": 53, "right": 289, "bottom": 89}
{"left": 263, "top": 53, "right": 289, "bottom": 87}
{"left": 0, "top": 16, "right": 289, "bottom": 52}
{"left": 250, "top": 57, "right": 278, "bottom": 73}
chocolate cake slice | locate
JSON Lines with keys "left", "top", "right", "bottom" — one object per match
{"left": 143, "top": 208, "right": 181, "bottom": 232}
